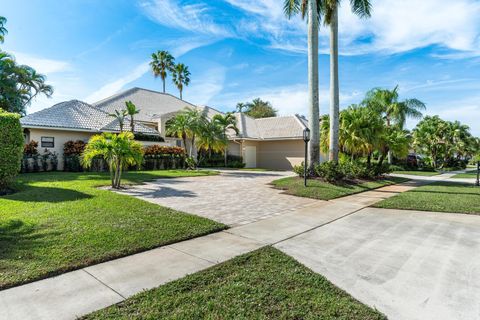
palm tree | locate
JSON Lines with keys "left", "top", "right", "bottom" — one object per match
{"left": 0, "top": 16, "right": 7, "bottom": 43}
{"left": 213, "top": 113, "right": 239, "bottom": 166}
{"left": 236, "top": 102, "right": 247, "bottom": 113}
{"left": 284, "top": 0, "right": 321, "bottom": 170}
{"left": 109, "top": 109, "right": 128, "bottom": 132}
{"left": 183, "top": 107, "right": 207, "bottom": 157}
{"left": 125, "top": 101, "right": 140, "bottom": 133}
{"left": 363, "top": 85, "right": 425, "bottom": 163}
{"left": 81, "top": 132, "right": 143, "bottom": 189}
{"left": 323, "top": 0, "right": 372, "bottom": 163}
{"left": 196, "top": 120, "right": 227, "bottom": 159}
{"left": 166, "top": 113, "right": 190, "bottom": 156}
{"left": 150, "top": 50, "right": 175, "bottom": 93}
{"left": 172, "top": 63, "right": 191, "bottom": 100}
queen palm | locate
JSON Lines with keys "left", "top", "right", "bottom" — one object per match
{"left": 196, "top": 120, "right": 226, "bottom": 159}
{"left": 213, "top": 113, "right": 239, "bottom": 166}
{"left": 108, "top": 109, "right": 128, "bottom": 132}
{"left": 284, "top": 0, "right": 322, "bottom": 170}
{"left": 125, "top": 101, "right": 140, "bottom": 133}
{"left": 323, "top": 0, "right": 372, "bottom": 162}
{"left": 166, "top": 113, "right": 190, "bottom": 156}
{"left": 183, "top": 107, "right": 207, "bottom": 157}
{"left": 150, "top": 50, "right": 175, "bottom": 93}
{"left": 172, "top": 63, "right": 190, "bottom": 100}
{"left": 363, "top": 85, "right": 425, "bottom": 163}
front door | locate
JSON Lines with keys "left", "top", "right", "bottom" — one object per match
{"left": 244, "top": 146, "right": 257, "bottom": 168}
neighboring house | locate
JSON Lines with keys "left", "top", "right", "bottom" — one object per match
{"left": 21, "top": 87, "right": 314, "bottom": 170}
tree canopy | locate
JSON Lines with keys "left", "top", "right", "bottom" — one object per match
{"left": 236, "top": 98, "right": 278, "bottom": 118}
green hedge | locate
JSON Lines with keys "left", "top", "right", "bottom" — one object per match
{"left": 0, "top": 111, "right": 24, "bottom": 192}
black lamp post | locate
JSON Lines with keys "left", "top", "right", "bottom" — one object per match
{"left": 476, "top": 160, "right": 479, "bottom": 187}
{"left": 303, "top": 127, "right": 311, "bottom": 187}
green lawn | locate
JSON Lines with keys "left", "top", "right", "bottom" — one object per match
{"left": 392, "top": 170, "right": 440, "bottom": 176}
{"left": 452, "top": 170, "right": 478, "bottom": 179}
{"left": 84, "top": 247, "right": 386, "bottom": 320}
{"left": 272, "top": 176, "right": 409, "bottom": 200}
{"left": 0, "top": 170, "right": 225, "bottom": 289}
{"left": 373, "top": 181, "right": 480, "bottom": 214}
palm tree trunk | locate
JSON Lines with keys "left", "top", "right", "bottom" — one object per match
{"left": 180, "top": 88, "right": 183, "bottom": 100}
{"left": 162, "top": 78, "right": 166, "bottom": 93}
{"left": 130, "top": 117, "right": 134, "bottom": 133}
{"left": 329, "top": 5, "right": 340, "bottom": 163}
{"left": 224, "top": 147, "right": 228, "bottom": 167}
{"left": 307, "top": 0, "right": 320, "bottom": 170}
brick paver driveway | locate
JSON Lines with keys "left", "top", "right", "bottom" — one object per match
{"left": 120, "top": 170, "right": 319, "bottom": 226}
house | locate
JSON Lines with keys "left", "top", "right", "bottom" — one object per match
{"left": 21, "top": 87, "right": 311, "bottom": 170}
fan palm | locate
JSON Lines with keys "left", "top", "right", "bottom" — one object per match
{"left": 213, "top": 113, "right": 239, "bottom": 166}
{"left": 172, "top": 63, "right": 190, "bottom": 100}
{"left": 81, "top": 132, "right": 143, "bottom": 189}
{"left": 323, "top": 0, "right": 372, "bottom": 162}
{"left": 125, "top": 101, "right": 140, "bottom": 133}
{"left": 284, "top": 0, "right": 322, "bottom": 170}
{"left": 150, "top": 50, "right": 175, "bottom": 93}
{"left": 108, "top": 109, "right": 128, "bottom": 132}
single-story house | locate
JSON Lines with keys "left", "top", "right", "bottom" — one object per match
{"left": 21, "top": 87, "right": 315, "bottom": 170}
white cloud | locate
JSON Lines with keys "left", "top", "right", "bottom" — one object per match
{"left": 140, "top": 0, "right": 231, "bottom": 37}
{"left": 185, "top": 66, "right": 226, "bottom": 105}
{"left": 12, "top": 52, "right": 71, "bottom": 74}
{"left": 226, "top": 0, "right": 480, "bottom": 56}
{"left": 426, "top": 99, "right": 480, "bottom": 137}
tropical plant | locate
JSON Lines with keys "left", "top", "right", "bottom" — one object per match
{"left": 213, "top": 113, "right": 239, "bottom": 166}
{"left": 284, "top": 0, "right": 321, "bottom": 169}
{"left": 183, "top": 107, "right": 207, "bottom": 157}
{"left": 322, "top": 0, "right": 372, "bottom": 162}
{"left": 172, "top": 63, "right": 190, "bottom": 100}
{"left": 196, "top": 119, "right": 227, "bottom": 159}
{"left": 125, "top": 101, "right": 140, "bottom": 133}
{"left": 235, "top": 102, "right": 247, "bottom": 113}
{"left": 0, "top": 16, "right": 7, "bottom": 44}
{"left": 0, "top": 18, "right": 53, "bottom": 114}
{"left": 166, "top": 113, "right": 190, "bottom": 156}
{"left": 0, "top": 110, "right": 24, "bottom": 193}
{"left": 150, "top": 50, "right": 175, "bottom": 93}
{"left": 108, "top": 109, "right": 128, "bottom": 132}
{"left": 81, "top": 132, "right": 143, "bottom": 189}
{"left": 242, "top": 98, "right": 278, "bottom": 118}
{"left": 363, "top": 85, "right": 425, "bottom": 163}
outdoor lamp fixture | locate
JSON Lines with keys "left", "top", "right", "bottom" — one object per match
{"left": 476, "top": 160, "right": 480, "bottom": 187}
{"left": 303, "top": 127, "right": 311, "bottom": 187}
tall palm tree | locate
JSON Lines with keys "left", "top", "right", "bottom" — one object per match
{"left": 172, "top": 63, "right": 191, "bottom": 100}
{"left": 109, "top": 109, "right": 128, "bottom": 132}
{"left": 363, "top": 85, "right": 425, "bottom": 163}
{"left": 236, "top": 102, "right": 247, "bottom": 113}
{"left": 323, "top": 0, "right": 372, "bottom": 162}
{"left": 183, "top": 107, "right": 207, "bottom": 157}
{"left": 284, "top": 0, "right": 322, "bottom": 170}
{"left": 166, "top": 113, "right": 190, "bottom": 156}
{"left": 0, "top": 16, "right": 7, "bottom": 43}
{"left": 213, "top": 113, "right": 239, "bottom": 166}
{"left": 125, "top": 101, "right": 140, "bottom": 133}
{"left": 150, "top": 50, "right": 175, "bottom": 93}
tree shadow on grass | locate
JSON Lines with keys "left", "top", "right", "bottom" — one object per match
{"left": 2, "top": 186, "right": 93, "bottom": 203}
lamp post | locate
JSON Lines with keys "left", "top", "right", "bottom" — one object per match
{"left": 303, "top": 127, "right": 311, "bottom": 187}
{"left": 476, "top": 161, "right": 479, "bottom": 187}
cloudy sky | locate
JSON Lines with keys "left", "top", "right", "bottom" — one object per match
{"left": 2, "top": 0, "right": 480, "bottom": 135}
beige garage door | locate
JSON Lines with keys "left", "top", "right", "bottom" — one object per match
{"left": 244, "top": 146, "right": 257, "bottom": 168}
{"left": 257, "top": 140, "right": 304, "bottom": 170}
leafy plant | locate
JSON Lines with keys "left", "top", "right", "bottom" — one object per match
{"left": 24, "top": 140, "right": 38, "bottom": 156}
{"left": 314, "top": 161, "right": 345, "bottom": 183}
{"left": 64, "top": 140, "right": 86, "bottom": 156}
{"left": 82, "top": 132, "right": 144, "bottom": 189}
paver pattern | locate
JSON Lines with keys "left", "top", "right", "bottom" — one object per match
{"left": 119, "top": 170, "right": 320, "bottom": 226}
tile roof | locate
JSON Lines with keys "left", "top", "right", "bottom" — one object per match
{"left": 234, "top": 113, "right": 306, "bottom": 140}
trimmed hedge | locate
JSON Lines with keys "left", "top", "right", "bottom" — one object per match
{"left": 0, "top": 111, "right": 24, "bottom": 192}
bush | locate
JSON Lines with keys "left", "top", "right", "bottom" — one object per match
{"left": 24, "top": 140, "right": 38, "bottom": 156}
{"left": 143, "top": 145, "right": 185, "bottom": 156}
{"left": 293, "top": 163, "right": 305, "bottom": 177}
{"left": 64, "top": 140, "right": 86, "bottom": 156}
{"left": 314, "top": 161, "right": 345, "bottom": 183}
{"left": 0, "top": 111, "right": 24, "bottom": 193}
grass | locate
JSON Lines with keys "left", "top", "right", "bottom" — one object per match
{"left": 272, "top": 176, "right": 409, "bottom": 201}
{"left": 0, "top": 170, "right": 225, "bottom": 290}
{"left": 452, "top": 170, "right": 478, "bottom": 179}
{"left": 392, "top": 170, "right": 440, "bottom": 176}
{"left": 373, "top": 181, "right": 480, "bottom": 214}
{"left": 84, "top": 247, "right": 386, "bottom": 320}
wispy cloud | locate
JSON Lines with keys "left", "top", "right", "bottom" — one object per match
{"left": 139, "top": 0, "right": 232, "bottom": 37}
{"left": 185, "top": 66, "right": 226, "bottom": 105}
{"left": 12, "top": 52, "right": 71, "bottom": 74}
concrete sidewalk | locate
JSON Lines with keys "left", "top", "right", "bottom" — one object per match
{"left": 0, "top": 180, "right": 418, "bottom": 320}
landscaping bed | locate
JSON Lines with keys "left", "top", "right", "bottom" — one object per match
{"left": 373, "top": 181, "right": 480, "bottom": 214}
{"left": 84, "top": 247, "right": 386, "bottom": 320}
{"left": 272, "top": 176, "right": 409, "bottom": 200}
{"left": 0, "top": 170, "right": 224, "bottom": 289}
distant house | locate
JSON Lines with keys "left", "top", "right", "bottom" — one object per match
{"left": 21, "top": 87, "right": 312, "bottom": 170}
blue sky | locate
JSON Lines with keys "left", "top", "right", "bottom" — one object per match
{"left": 2, "top": 0, "right": 480, "bottom": 135}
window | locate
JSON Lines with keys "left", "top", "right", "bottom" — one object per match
{"left": 41, "top": 137, "right": 55, "bottom": 148}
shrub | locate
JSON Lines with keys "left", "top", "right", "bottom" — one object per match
{"left": 24, "top": 140, "right": 38, "bottom": 156}
{"left": 293, "top": 163, "right": 305, "bottom": 177}
{"left": 0, "top": 111, "right": 24, "bottom": 193}
{"left": 314, "top": 161, "right": 345, "bottom": 183}
{"left": 64, "top": 140, "right": 86, "bottom": 156}
{"left": 144, "top": 145, "right": 185, "bottom": 157}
